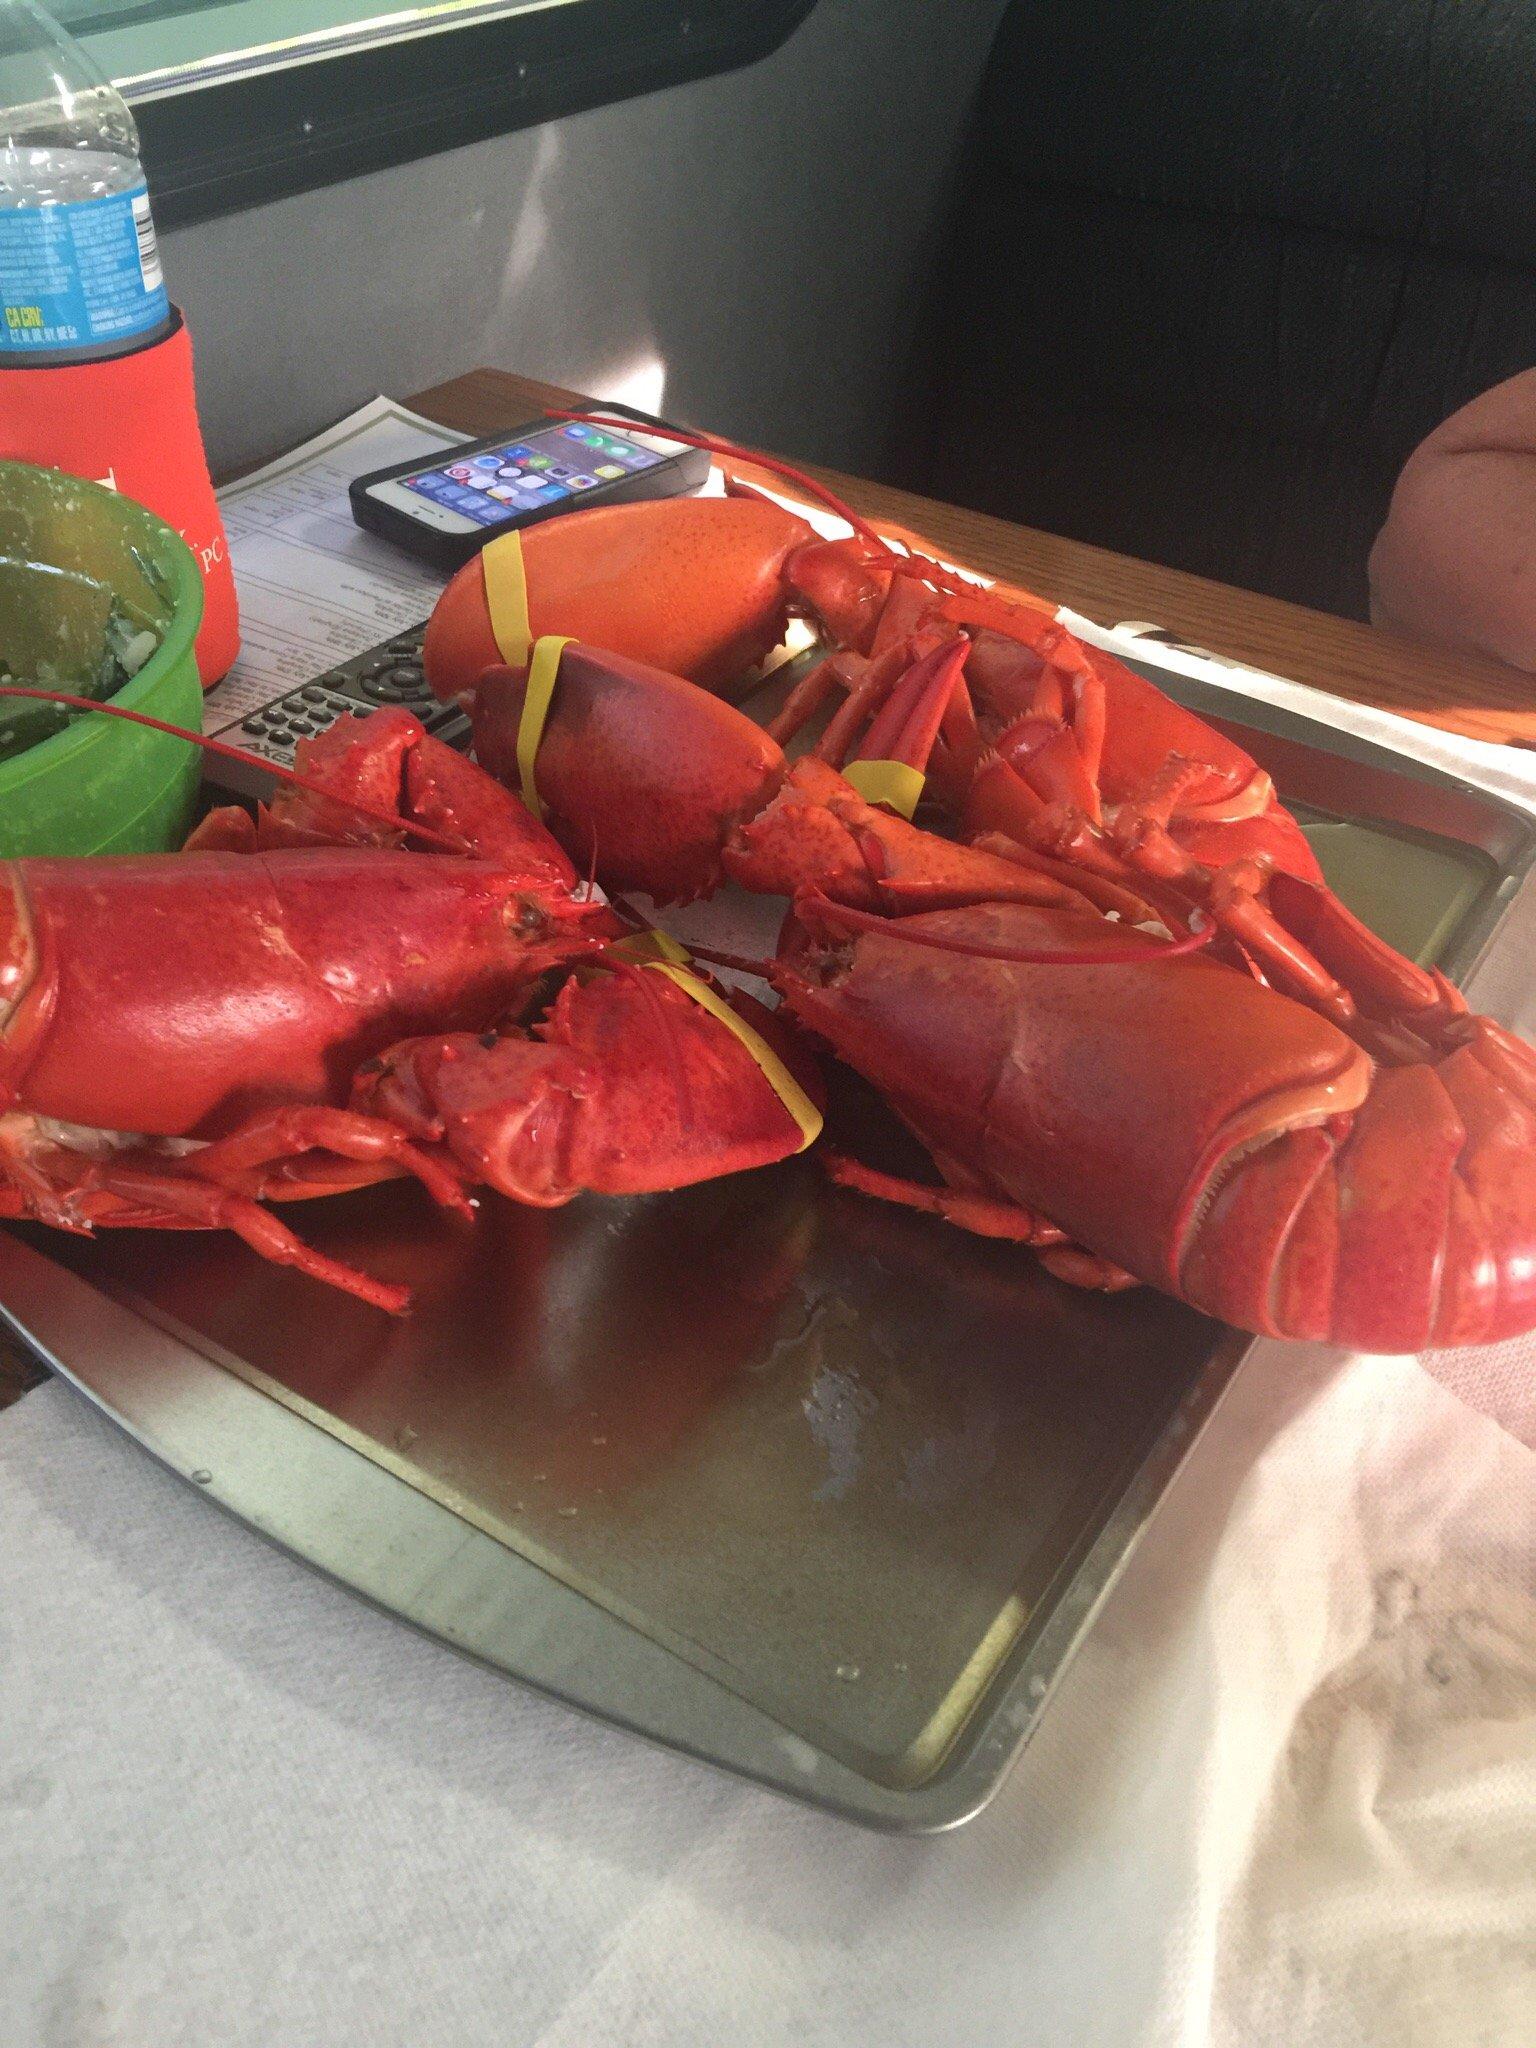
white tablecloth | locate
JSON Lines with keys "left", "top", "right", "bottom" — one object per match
{"left": 2, "top": 655, "right": 1534, "bottom": 2046}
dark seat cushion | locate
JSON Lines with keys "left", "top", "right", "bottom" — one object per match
{"left": 916, "top": 1, "right": 1536, "bottom": 618}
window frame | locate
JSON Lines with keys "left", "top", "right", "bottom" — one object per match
{"left": 111, "top": 0, "right": 818, "bottom": 228}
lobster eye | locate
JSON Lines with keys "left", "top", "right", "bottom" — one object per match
{"left": 505, "top": 896, "right": 549, "bottom": 936}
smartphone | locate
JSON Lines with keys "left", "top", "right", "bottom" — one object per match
{"left": 350, "top": 412, "right": 712, "bottom": 570}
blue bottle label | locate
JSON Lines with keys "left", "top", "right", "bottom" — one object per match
{"left": 0, "top": 181, "right": 169, "bottom": 356}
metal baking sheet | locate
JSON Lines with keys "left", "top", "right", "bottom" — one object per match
{"left": 3, "top": 671, "right": 1533, "bottom": 1830}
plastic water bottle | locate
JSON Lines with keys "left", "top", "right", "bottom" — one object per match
{"left": 0, "top": 0, "right": 170, "bottom": 365}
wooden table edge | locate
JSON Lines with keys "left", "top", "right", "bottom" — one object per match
{"left": 409, "top": 368, "right": 1536, "bottom": 750}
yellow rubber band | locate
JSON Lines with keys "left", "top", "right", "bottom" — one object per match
{"left": 607, "top": 928, "right": 693, "bottom": 967}
{"left": 649, "top": 962, "right": 822, "bottom": 1153}
{"left": 482, "top": 529, "right": 532, "bottom": 665}
{"left": 842, "top": 758, "right": 926, "bottom": 820}
{"left": 514, "top": 634, "right": 573, "bottom": 822}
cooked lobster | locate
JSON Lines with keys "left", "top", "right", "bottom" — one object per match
{"left": 0, "top": 701, "right": 820, "bottom": 1310}
{"left": 437, "top": 520, "right": 1536, "bottom": 1353}
{"left": 422, "top": 413, "right": 1322, "bottom": 893}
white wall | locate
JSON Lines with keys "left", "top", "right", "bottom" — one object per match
{"left": 163, "top": 0, "right": 1009, "bottom": 477}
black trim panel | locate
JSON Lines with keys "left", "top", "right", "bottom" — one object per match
{"left": 133, "top": 1, "right": 819, "bottom": 229}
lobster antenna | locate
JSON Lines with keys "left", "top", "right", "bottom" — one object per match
{"left": 543, "top": 410, "right": 895, "bottom": 558}
{"left": 656, "top": 935, "right": 768, "bottom": 978}
{"left": 0, "top": 683, "right": 470, "bottom": 854}
{"left": 802, "top": 892, "right": 1217, "bottom": 968}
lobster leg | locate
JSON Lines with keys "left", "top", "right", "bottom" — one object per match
{"left": 850, "top": 640, "right": 969, "bottom": 771}
{"left": 768, "top": 649, "right": 863, "bottom": 748}
{"left": 165, "top": 1105, "right": 472, "bottom": 1215}
{"left": 969, "top": 831, "right": 1165, "bottom": 924}
{"left": 824, "top": 1152, "right": 1137, "bottom": 1289}
{"left": 824, "top": 1151, "right": 1071, "bottom": 1243}
{"left": 1109, "top": 814, "right": 1494, "bottom": 1065}
{"left": 960, "top": 773, "right": 1426, "bottom": 1053}
{"left": 1109, "top": 817, "right": 1362, "bottom": 1030}
{"left": 92, "top": 1166, "right": 413, "bottom": 1314}
{"left": 810, "top": 645, "right": 911, "bottom": 763}
{"left": 1266, "top": 871, "right": 1455, "bottom": 1028}
{"left": 0, "top": 1126, "right": 413, "bottom": 1314}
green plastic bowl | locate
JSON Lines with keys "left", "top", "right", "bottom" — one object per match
{"left": 0, "top": 460, "right": 204, "bottom": 857}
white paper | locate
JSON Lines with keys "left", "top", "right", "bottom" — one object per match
{"left": 201, "top": 397, "right": 463, "bottom": 734}
{"left": 0, "top": 1313, "right": 1530, "bottom": 2047}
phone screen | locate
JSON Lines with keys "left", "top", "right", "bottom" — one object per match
{"left": 390, "top": 421, "right": 667, "bottom": 526}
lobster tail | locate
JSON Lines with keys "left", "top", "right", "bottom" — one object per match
{"left": 1184, "top": 1025, "right": 1536, "bottom": 1348}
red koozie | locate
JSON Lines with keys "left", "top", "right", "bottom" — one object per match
{"left": 0, "top": 308, "right": 239, "bottom": 686}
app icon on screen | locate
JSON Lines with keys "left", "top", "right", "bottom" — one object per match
{"left": 446, "top": 464, "right": 475, "bottom": 482}
{"left": 566, "top": 473, "right": 599, "bottom": 490}
{"left": 594, "top": 463, "right": 625, "bottom": 480}
{"left": 470, "top": 454, "right": 500, "bottom": 471}
{"left": 526, "top": 454, "right": 556, "bottom": 472}
{"left": 505, "top": 445, "right": 534, "bottom": 462}
{"left": 563, "top": 424, "right": 592, "bottom": 441}
{"left": 486, "top": 483, "right": 518, "bottom": 502}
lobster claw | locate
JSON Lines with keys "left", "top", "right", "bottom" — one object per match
{"left": 470, "top": 645, "right": 785, "bottom": 902}
{"left": 187, "top": 705, "right": 597, "bottom": 904}
{"left": 723, "top": 756, "right": 1097, "bottom": 913}
{"left": 353, "top": 964, "right": 821, "bottom": 1204}
{"left": 423, "top": 494, "right": 819, "bottom": 702}
{"left": 470, "top": 642, "right": 1102, "bottom": 915}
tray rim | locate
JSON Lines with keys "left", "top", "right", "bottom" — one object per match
{"left": 3, "top": 681, "right": 1534, "bottom": 1833}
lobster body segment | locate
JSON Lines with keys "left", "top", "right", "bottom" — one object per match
{"left": 0, "top": 849, "right": 567, "bottom": 1139}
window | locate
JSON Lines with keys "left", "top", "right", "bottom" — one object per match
{"left": 57, "top": 1, "right": 817, "bottom": 225}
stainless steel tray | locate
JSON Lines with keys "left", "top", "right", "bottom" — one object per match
{"left": 3, "top": 670, "right": 1533, "bottom": 1830}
